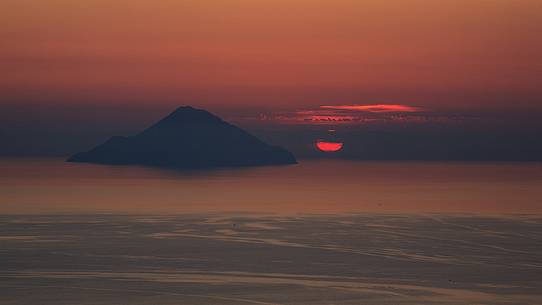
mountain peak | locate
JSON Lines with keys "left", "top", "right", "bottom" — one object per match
{"left": 136, "top": 106, "right": 225, "bottom": 139}
{"left": 172, "top": 105, "right": 198, "bottom": 114}
{"left": 164, "top": 106, "right": 222, "bottom": 123}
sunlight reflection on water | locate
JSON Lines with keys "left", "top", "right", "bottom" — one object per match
{"left": 1, "top": 157, "right": 542, "bottom": 214}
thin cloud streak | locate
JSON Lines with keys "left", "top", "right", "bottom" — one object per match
{"left": 320, "top": 104, "right": 422, "bottom": 113}
{"left": 247, "top": 104, "right": 443, "bottom": 125}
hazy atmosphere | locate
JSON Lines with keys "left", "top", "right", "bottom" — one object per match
{"left": 2, "top": 0, "right": 542, "bottom": 160}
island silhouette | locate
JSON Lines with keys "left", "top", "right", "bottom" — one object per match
{"left": 67, "top": 106, "right": 297, "bottom": 168}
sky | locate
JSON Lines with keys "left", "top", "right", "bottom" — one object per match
{"left": 1, "top": 0, "right": 542, "bottom": 159}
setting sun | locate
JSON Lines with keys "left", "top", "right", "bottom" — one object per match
{"left": 316, "top": 141, "right": 344, "bottom": 152}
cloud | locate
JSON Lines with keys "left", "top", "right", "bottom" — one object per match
{"left": 320, "top": 104, "right": 422, "bottom": 113}
{"left": 240, "top": 103, "right": 469, "bottom": 126}
{"left": 258, "top": 104, "right": 426, "bottom": 125}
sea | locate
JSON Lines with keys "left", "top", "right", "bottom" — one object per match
{"left": 2, "top": 158, "right": 542, "bottom": 304}
{"left": 1, "top": 157, "right": 541, "bottom": 215}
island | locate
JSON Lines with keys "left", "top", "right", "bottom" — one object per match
{"left": 67, "top": 106, "right": 297, "bottom": 168}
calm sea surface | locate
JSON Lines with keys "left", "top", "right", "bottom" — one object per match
{"left": 1, "top": 157, "right": 541, "bottom": 215}
{"left": 3, "top": 158, "right": 542, "bottom": 304}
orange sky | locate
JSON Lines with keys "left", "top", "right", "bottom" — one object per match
{"left": 1, "top": 0, "right": 541, "bottom": 110}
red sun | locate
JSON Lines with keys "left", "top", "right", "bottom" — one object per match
{"left": 316, "top": 141, "right": 344, "bottom": 152}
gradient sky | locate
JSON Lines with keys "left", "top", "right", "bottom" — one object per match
{"left": 1, "top": 0, "right": 542, "bottom": 159}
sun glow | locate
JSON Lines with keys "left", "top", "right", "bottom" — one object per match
{"left": 316, "top": 141, "right": 344, "bottom": 152}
